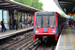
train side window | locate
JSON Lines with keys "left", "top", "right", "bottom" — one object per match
{"left": 58, "top": 16, "right": 62, "bottom": 27}
{"left": 57, "top": 16, "right": 59, "bottom": 27}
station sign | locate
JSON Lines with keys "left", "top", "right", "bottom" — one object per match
{"left": 27, "top": 14, "right": 34, "bottom": 16}
{"left": 30, "top": 15, "right": 34, "bottom": 16}
{"left": 67, "top": 13, "right": 75, "bottom": 15}
{"left": 27, "top": 14, "right": 29, "bottom": 16}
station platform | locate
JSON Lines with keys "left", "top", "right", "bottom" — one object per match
{"left": 56, "top": 26, "right": 75, "bottom": 50}
{"left": 0, "top": 27, "right": 33, "bottom": 40}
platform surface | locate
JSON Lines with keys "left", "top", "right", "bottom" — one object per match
{"left": 56, "top": 26, "right": 75, "bottom": 50}
{"left": 0, "top": 27, "right": 33, "bottom": 39}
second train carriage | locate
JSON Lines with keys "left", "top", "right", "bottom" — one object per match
{"left": 33, "top": 12, "right": 67, "bottom": 41}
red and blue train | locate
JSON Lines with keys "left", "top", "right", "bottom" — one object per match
{"left": 33, "top": 12, "right": 67, "bottom": 41}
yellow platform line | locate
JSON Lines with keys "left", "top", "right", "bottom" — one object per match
{"left": 68, "top": 27, "right": 75, "bottom": 50}
{"left": 63, "top": 29, "right": 65, "bottom": 50}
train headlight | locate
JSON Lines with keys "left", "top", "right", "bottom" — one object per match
{"left": 52, "top": 30, "right": 56, "bottom": 33}
{"left": 35, "top": 30, "right": 39, "bottom": 33}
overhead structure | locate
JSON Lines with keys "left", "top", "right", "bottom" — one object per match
{"left": 54, "top": 0, "right": 75, "bottom": 15}
{"left": 0, "top": 0, "right": 41, "bottom": 14}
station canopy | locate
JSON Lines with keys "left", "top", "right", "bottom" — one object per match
{"left": 54, "top": 0, "right": 75, "bottom": 15}
{"left": 0, "top": 0, "right": 41, "bottom": 14}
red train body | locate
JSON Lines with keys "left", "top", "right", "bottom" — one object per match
{"left": 33, "top": 12, "right": 67, "bottom": 41}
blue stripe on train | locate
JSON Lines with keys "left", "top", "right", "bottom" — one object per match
{"left": 33, "top": 27, "right": 35, "bottom": 35}
{"left": 56, "top": 27, "right": 58, "bottom": 35}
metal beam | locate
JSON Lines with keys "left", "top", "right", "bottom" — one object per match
{"left": 0, "top": 3, "right": 10, "bottom": 5}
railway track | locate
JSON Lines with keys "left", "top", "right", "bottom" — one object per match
{"left": 0, "top": 36, "right": 56, "bottom": 50}
{"left": 0, "top": 30, "right": 41, "bottom": 50}
{"left": 34, "top": 41, "right": 56, "bottom": 50}
{"left": 0, "top": 29, "right": 56, "bottom": 50}
{"left": 0, "top": 30, "right": 33, "bottom": 50}
{"left": 1, "top": 38, "right": 40, "bottom": 50}
{"left": 18, "top": 38, "right": 40, "bottom": 50}
{"left": 1, "top": 35, "right": 33, "bottom": 50}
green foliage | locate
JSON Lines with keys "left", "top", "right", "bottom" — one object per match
{"left": 14, "top": 0, "right": 44, "bottom": 11}
{"left": 59, "top": 13, "right": 66, "bottom": 17}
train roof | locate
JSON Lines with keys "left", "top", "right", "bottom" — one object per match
{"left": 35, "top": 11, "right": 67, "bottom": 19}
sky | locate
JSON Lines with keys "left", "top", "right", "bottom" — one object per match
{"left": 39, "top": 0, "right": 64, "bottom": 13}
{"left": 11, "top": 0, "right": 64, "bottom": 13}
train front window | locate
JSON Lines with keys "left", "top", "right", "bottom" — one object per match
{"left": 50, "top": 16, "right": 56, "bottom": 28}
{"left": 35, "top": 12, "right": 56, "bottom": 28}
{"left": 35, "top": 16, "right": 56, "bottom": 28}
{"left": 42, "top": 16, "right": 55, "bottom": 28}
{"left": 35, "top": 16, "right": 42, "bottom": 28}
{"left": 43, "top": 16, "right": 49, "bottom": 28}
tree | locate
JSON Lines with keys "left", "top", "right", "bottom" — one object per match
{"left": 14, "top": 0, "right": 44, "bottom": 11}
{"left": 59, "top": 13, "right": 66, "bottom": 17}
{"left": 31, "top": 0, "right": 43, "bottom": 10}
